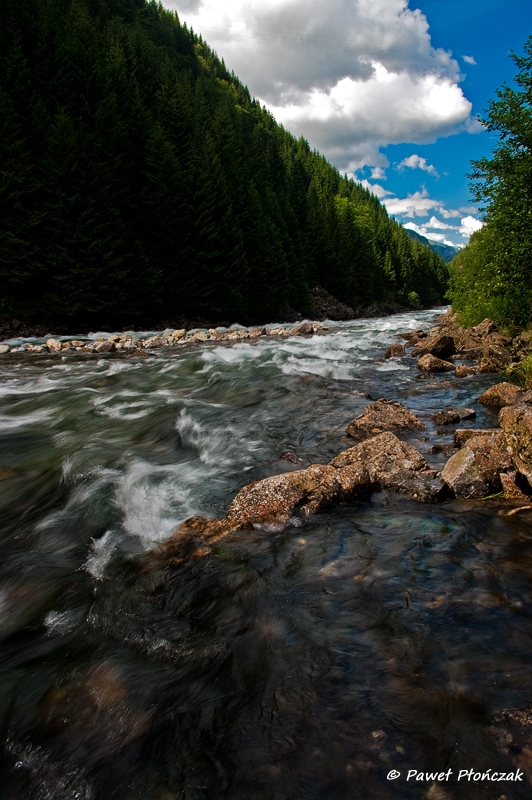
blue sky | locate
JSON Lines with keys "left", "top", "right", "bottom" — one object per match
{"left": 163, "top": 0, "right": 531, "bottom": 247}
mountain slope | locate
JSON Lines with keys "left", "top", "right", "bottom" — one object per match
{"left": 404, "top": 229, "right": 459, "bottom": 264}
{"left": 0, "top": 0, "right": 448, "bottom": 326}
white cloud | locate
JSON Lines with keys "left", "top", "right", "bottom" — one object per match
{"left": 462, "top": 55, "right": 477, "bottom": 65}
{"left": 371, "top": 166, "right": 387, "bottom": 180}
{"left": 164, "top": 0, "right": 478, "bottom": 171}
{"left": 381, "top": 188, "right": 442, "bottom": 218}
{"left": 459, "top": 215, "right": 484, "bottom": 237}
{"left": 397, "top": 154, "right": 438, "bottom": 176}
{"left": 403, "top": 222, "right": 456, "bottom": 248}
{"left": 358, "top": 180, "right": 394, "bottom": 198}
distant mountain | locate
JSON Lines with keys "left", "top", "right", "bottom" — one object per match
{"left": 404, "top": 229, "right": 460, "bottom": 264}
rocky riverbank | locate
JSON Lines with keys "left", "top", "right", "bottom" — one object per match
{"left": 154, "top": 313, "right": 532, "bottom": 561}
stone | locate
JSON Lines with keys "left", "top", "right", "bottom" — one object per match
{"left": 417, "top": 353, "right": 455, "bottom": 372}
{"left": 441, "top": 447, "right": 490, "bottom": 498}
{"left": 346, "top": 399, "right": 425, "bottom": 439}
{"left": 455, "top": 364, "right": 479, "bottom": 377}
{"left": 478, "top": 352, "right": 510, "bottom": 373}
{"left": 248, "top": 327, "right": 267, "bottom": 338}
{"left": 225, "top": 464, "right": 345, "bottom": 529}
{"left": 332, "top": 432, "right": 445, "bottom": 502}
{"left": 412, "top": 333, "right": 456, "bottom": 360}
{"left": 290, "top": 323, "right": 315, "bottom": 336}
{"left": 46, "top": 338, "right": 62, "bottom": 352}
{"left": 70, "top": 340, "right": 85, "bottom": 347}
{"left": 383, "top": 343, "right": 406, "bottom": 359}
{"left": 499, "top": 404, "right": 532, "bottom": 483}
{"left": 454, "top": 428, "right": 500, "bottom": 447}
{"left": 431, "top": 408, "right": 476, "bottom": 425}
{"left": 171, "top": 329, "right": 186, "bottom": 340}
{"left": 94, "top": 340, "right": 115, "bottom": 353}
{"left": 500, "top": 472, "right": 530, "bottom": 501}
{"left": 478, "top": 382, "right": 524, "bottom": 408}
{"left": 399, "top": 329, "right": 426, "bottom": 341}
{"left": 0, "top": 345, "right": 10, "bottom": 355}
{"left": 143, "top": 335, "right": 169, "bottom": 348}
{"left": 269, "top": 327, "right": 287, "bottom": 336}
{"left": 473, "top": 318, "right": 497, "bottom": 336}
{"left": 442, "top": 432, "right": 511, "bottom": 497}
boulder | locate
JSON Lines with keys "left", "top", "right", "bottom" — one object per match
{"left": 170, "top": 329, "right": 186, "bottom": 340}
{"left": 417, "top": 353, "right": 455, "bottom": 372}
{"left": 225, "top": 464, "right": 347, "bottom": 529}
{"left": 500, "top": 472, "right": 530, "bottom": 501}
{"left": 478, "top": 352, "right": 511, "bottom": 373}
{"left": 94, "top": 340, "right": 115, "bottom": 353}
{"left": 431, "top": 408, "right": 476, "bottom": 425}
{"left": 412, "top": 333, "right": 456, "bottom": 359}
{"left": 454, "top": 428, "right": 500, "bottom": 447}
{"left": 499, "top": 404, "right": 532, "bottom": 483}
{"left": 346, "top": 399, "right": 425, "bottom": 439}
{"left": 383, "top": 343, "right": 406, "bottom": 359}
{"left": 0, "top": 345, "right": 10, "bottom": 355}
{"left": 46, "top": 338, "right": 62, "bottom": 352}
{"left": 290, "top": 323, "right": 315, "bottom": 336}
{"left": 473, "top": 318, "right": 497, "bottom": 336}
{"left": 442, "top": 432, "right": 511, "bottom": 497}
{"left": 248, "top": 327, "right": 267, "bottom": 338}
{"left": 478, "top": 382, "right": 524, "bottom": 408}
{"left": 331, "top": 432, "right": 445, "bottom": 502}
{"left": 455, "top": 364, "right": 479, "bottom": 377}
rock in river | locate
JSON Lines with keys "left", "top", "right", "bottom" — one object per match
{"left": 417, "top": 353, "right": 455, "bottom": 372}
{"left": 499, "top": 403, "right": 532, "bottom": 484}
{"left": 346, "top": 399, "right": 425, "bottom": 439}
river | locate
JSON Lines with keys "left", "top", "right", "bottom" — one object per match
{"left": 1, "top": 309, "right": 531, "bottom": 800}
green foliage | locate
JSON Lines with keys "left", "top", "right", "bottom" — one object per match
{"left": 450, "top": 35, "right": 532, "bottom": 328}
{"left": 506, "top": 354, "right": 532, "bottom": 389}
{"left": 0, "top": 0, "right": 447, "bottom": 326}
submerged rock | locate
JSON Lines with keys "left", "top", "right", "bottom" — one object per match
{"left": 346, "top": 399, "right": 425, "bottom": 439}
{"left": 383, "top": 343, "right": 406, "bottom": 359}
{"left": 431, "top": 408, "right": 476, "bottom": 425}
{"left": 454, "top": 364, "right": 479, "bottom": 377}
{"left": 417, "top": 353, "right": 455, "bottom": 372}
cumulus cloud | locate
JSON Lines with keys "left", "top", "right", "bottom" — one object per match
{"left": 462, "top": 55, "right": 477, "bottom": 65}
{"left": 396, "top": 153, "right": 439, "bottom": 176}
{"left": 459, "top": 215, "right": 484, "bottom": 237}
{"left": 164, "top": 0, "right": 478, "bottom": 171}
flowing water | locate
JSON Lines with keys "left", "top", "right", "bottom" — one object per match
{"left": 1, "top": 309, "right": 532, "bottom": 800}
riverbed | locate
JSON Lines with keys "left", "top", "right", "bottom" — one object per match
{"left": 1, "top": 308, "right": 531, "bottom": 800}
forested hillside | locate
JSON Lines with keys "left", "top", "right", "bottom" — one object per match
{"left": 449, "top": 35, "right": 532, "bottom": 329}
{"left": 0, "top": 0, "right": 448, "bottom": 328}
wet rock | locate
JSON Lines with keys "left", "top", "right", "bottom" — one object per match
{"left": 225, "top": 464, "right": 345, "bottom": 529}
{"left": 412, "top": 333, "right": 456, "bottom": 360}
{"left": 331, "top": 432, "right": 445, "bottom": 502}
{"left": 383, "top": 343, "right": 406, "bottom": 359}
{"left": 431, "top": 408, "right": 476, "bottom": 425}
{"left": 94, "top": 340, "right": 115, "bottom": 353}
{"left": 144, "top": 335, "right": 170, "bottom": 348}
{"left": 454, "top": 428, "right": 500, "bottom": 447}
{"left": 46, "top": 337, "right": 62, "bottom": 352}
{"left": 0, "top": 344, "right": 10, "bottom": 354}
{"left": 399, "top": 329, "right": 426, "bottom": 342}
{"left": 417, "top": 353, "right": 455, "bottom": 372}
{"left": 290, "top": 322, "right": 315, "bottom": 336}
{"left": 442, "top": 432, "right": 511, "bottom": 497}
{"left": 346, "top": 399, "right": 425, "bottom": 440}
{"left": 125, "top": 348, "right": 152, "bottom": 358}
{"left": 248, "top": 327, "right": 267, "bottom": 338}
{"left": 500, "top": 472, "right": 531, "bottom": 501}
{"left": 428, "top": 443, "right": 457, "bottom": 456}
{"left": 455, "top": 364, "right": 479, "bottom": 377}
{"left": 279, "top": 452, "right": 301, "bottom": 463}
{"left": 170, "top": 328, "right": 186, "bottom": 340}
{"left": 441, "top": 447, "right": 489, "bottom": 498}
{"left": 491, "top": 707, "right": 532, "bottom": 785}
{"left": 499, "top": 404, "right": 532, "bottom": 483}
{"left": 478, "top": 382, "right": 524, "bottom": 408}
